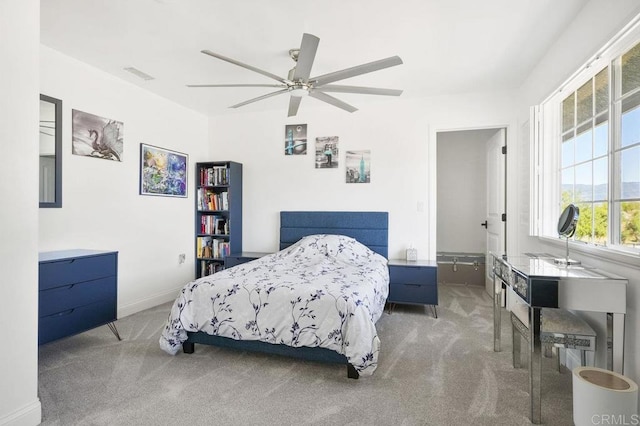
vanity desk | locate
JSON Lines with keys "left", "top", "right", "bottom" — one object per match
{"left": 491, "top": 253, "right": 627, "bottom": 424}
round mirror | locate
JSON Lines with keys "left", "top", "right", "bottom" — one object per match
{"left": 557, "top": 204, "right": 579, "bottom": 237}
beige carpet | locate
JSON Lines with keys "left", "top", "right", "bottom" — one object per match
{"left": 38, "top": 283, "right": 574, "bottom": 425}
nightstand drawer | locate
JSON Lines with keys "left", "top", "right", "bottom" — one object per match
{"left": 225, "top": 252, "right": 271, "bottom": 268}
{"left": 389, "top": 282, "right": 437, "bottom": 305}
{"left": 39, "top": 276, "right": 117, "bottom": 317}
{"left": 389, "top": 265, "right": 436, "bottom": 284}
{"left": 225, "top": 256, "right": 254, "bottom": 268}
{"left": 39, "top": 253, "right": 117, "bottom": 290}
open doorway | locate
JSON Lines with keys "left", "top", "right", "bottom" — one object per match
{"left": 436, "top": 128, "right": 506, "bottom": 296}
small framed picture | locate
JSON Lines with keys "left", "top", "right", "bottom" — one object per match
{"left": 315, "top": 136, "right": 339, "bottom": 168}
{"left": 285, "top": 124, "right": 307, "bottom": 155}
{"left": 139, "top": 143, "right": 188, "bottom": 197}
{"left": 346, "top": 150, "right": 371, "bottom": 183}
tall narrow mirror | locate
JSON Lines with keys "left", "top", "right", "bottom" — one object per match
{"left": 39, "top": 94, "right": 62, "bottom": 207}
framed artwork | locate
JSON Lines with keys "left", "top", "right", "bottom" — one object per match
{"left": 315, "top": 136, "right": 339, "bottom": 169}
{"left": 139, "top": 143, "right": 188, "bottom": 197}
{"left": 346, "top": 150, "right": 371, "bottom": 183}
{"left": 72, "top": 109, "right": 124, "bottom": 161}
{"left": 284, "top": 124, "right": 307, "bottom": 155}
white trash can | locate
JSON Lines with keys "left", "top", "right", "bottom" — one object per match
{"left": 573, "top": 366, "right": 638, "bottom": 426}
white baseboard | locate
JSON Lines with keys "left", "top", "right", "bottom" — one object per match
{"left": 117, "top": 287, "right": 182, "bottom": 318}
{"left": 0, "top": 399, "right": 41, "bottom": 426}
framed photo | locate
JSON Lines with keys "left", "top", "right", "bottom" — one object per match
{"left": 346, "top": 150, "right": 371, "bottom": 183}
{"left": 315, "top": 136, "right": 339, "bottom": 168}
{"left": 72, "top": 109, "right": 124, "bottom": 161}
{"left": 139, "top": 143, "right": 188, "bottom": 197}
{"left": 284, "top": 124, "right": 307, "bottom": 155}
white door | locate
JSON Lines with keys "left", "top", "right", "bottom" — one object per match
{"left": 485, "top": 128, "right": 506, "bottom": 295}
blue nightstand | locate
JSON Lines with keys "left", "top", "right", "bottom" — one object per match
{"left": 224, "top": 252, "right": 271, "bottom": 268}
{"left": 387, "top": 259, "right": 438, "bottom": 317}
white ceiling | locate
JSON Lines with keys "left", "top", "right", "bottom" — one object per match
{"left": 40, "top": 0, "right": 588, "bottom": 117}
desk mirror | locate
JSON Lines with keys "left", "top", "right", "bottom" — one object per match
{"left": 39, "top": 94, "right": 62, "bottom": 207}
{"left": 555, "top": 204, "right": 580, "bottom": 265}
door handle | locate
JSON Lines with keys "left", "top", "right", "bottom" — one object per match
{"left": 481, "top": 220, "right": 488, "bottom": 229}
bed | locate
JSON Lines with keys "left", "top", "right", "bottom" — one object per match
{"left": 159, "top": 211, "right": 389, "bottom": 378}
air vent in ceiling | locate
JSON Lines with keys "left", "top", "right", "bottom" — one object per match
{"left": 123, "top": 67, "right": 155, "bottom": 81}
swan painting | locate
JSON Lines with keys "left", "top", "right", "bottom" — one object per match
{"left": 72, "top": 109, "right": 124, "bottom": 161}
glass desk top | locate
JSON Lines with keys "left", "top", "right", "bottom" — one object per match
{"left": 493, "top": 254, "right": 627, "bottom": 281}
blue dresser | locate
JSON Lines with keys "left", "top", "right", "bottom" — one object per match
{"left": 38, "top": 249, "right": 119, "bottom": 345}
{"left": 388, "top": 259, "right": 438, "bottom": 317}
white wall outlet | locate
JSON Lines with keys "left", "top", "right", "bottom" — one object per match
{"left": 178, "top": 253, "right": 186, "bottom": 264}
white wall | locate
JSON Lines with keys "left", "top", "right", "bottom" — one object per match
{"left": 516, "top": 0, "right": 640, "bottom": 385}
{"left": 209, "top": 91, "right": 519, "bottom": 262}
{"left": 0, "top": 1, "right": 41, "bottom": 425}
{"left": 436, "top": 129, "right": 497, "bottom": 254}
{"left": 39, "top": 46, "right": 210, "bottom": 317}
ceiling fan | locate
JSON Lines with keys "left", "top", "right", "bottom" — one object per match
{"left": 187, "top": 33, "right": 403, "bottom": 117}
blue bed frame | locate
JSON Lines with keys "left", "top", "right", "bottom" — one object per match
{"left": 182, "top": 211, "right": 389, "bottom": 379}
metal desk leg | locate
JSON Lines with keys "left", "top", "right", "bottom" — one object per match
{"left": 528, "top": 306, "right": 542, "bottom": 424}
{"left": 608, "top": 312, "right": 625, "bottom": 374}
{"left": 493, "top": 275, "right": 502, "bottom": 352}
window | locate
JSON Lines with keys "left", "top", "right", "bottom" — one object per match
{"left": 560, "top": 69, "right": 609, "bottom": 245}
{"left": 534, "top": 25, "right": 640, "bottom": 255}
{"left": 616, "top": 43, "right": 640, "bottom": 248}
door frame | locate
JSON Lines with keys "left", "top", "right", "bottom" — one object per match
{"left": 429, "top": 123, "right": 518, "bottom": 262}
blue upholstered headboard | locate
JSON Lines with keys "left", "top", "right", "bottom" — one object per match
{"left": 279, "top": 211, "right": 389, "bottom": 258}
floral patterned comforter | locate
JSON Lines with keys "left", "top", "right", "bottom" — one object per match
{"left": 159, "top": 234, "right": 389, "bottom": 376}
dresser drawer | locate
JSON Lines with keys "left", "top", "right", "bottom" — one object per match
{"left": 389, "top": 282, "right": 437, "bottom": 305}
{"left": 389, "top": 265, "right": 436, "bottom": 284}
{"left": 39, "top": 253, "right": 117, "bottom": 290}
{"left": 39, "top": 276, "right": 117, "bottom": 317}
{"left": 38, "top": 297, "right": 117, "bottom": 345}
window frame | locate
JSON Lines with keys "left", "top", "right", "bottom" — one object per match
{"left": 532, "top": 17, "right": 640, "bottom": 265}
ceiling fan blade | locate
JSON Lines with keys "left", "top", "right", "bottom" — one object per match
{"left": 316, "top": 85, "right": 403, "bottom": 96}
{"left": 292, "top": 33, "right": 319, "bottom": 82}
{"left": 311, "top": 55, "right": 403, "bottom": 86}
{"left": 187, "top": 84, "right": 286, "bottom": 88}
{"left": 308, "top": 91, "right": 358, "bottom": 113}
{"left": 288, "top": 96, "right": 302, "bottom": 117}
{"left": 229, "top": 88, "right": 290, "bottom": 109}
{"left": 201, "top": 50, "right": 288, "bottom": 84}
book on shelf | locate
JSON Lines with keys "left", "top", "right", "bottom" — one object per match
{"left": 196, "top": 188, "right": 229, "bottom": 211}
{"left": 200, "top": 215, "right": 228, "bottom": 235}
{"left": 199, "top": 165, "right": 229, "bottom": 186}
{"left": 196, "top": 236, "right": 230, "bottom": 259}
{"left": 200, "top": 260, "right": 225, "bottom": 277}
{"left": 197, "top": 236, "right": 213, "bottom": 258}
{"left": 219, "top": 242, "right": 230, "bottom": 258}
